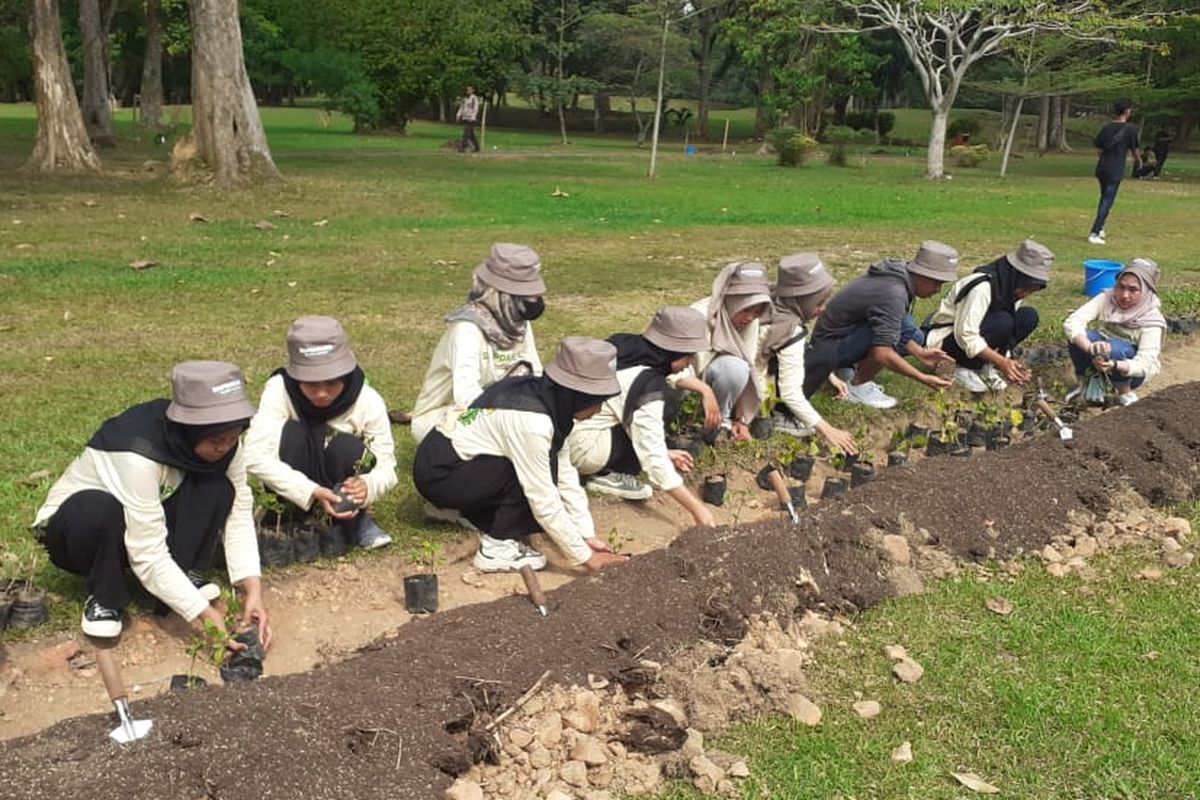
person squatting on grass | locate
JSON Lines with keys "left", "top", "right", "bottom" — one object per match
{"left": 244, "top": 316, "right": 397, "bottom": 551}
{"left": 690, "top": 261, "right": 773, "bottom": 441}
{"left": 1063, "top": 257, "right": 1166, "bottom": 408}
{"left": 411, "top": 243, "right": 546, "bottom": 444}
{"left": 922, "top": 239, "right": 1054, "bottom": 394}
{"left": 1089, "top": 99, "right": 1141, "bottom": 246}
{"left": 758, "top": 252, "right": 856, "bottom": 454}
{"left": 32, "top": 361, "right": 271, "bottom": 651}
{"left": 567, "top": 307, "right": 717, "bottom": 528}
{"left": 803, "top": 241, "right": 956, "bottom": 410}
{"left": 413, "top": 337, "right": 629, "bottom": 574}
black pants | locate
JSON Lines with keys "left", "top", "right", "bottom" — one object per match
{"left": 461, "top": 122, "right": 479, "bottom": 152}
{"left": 1091, "top": 176, "right": 1121, "bottom": 235}
{"left": 935, "top": 307, "right": 1040, "bottom": 370}
{"left": 603, "top": 427, "right": 642, "bottom": 475}
{"left": 413, "top": 430, "right": 540, "bottom": 541}
{"left": 278, "top": 422, "right": 368, "bottom": 536}
{"left": 40, "top": 489, "right": 219, "bottom": 611}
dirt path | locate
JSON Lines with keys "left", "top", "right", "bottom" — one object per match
{"left": 3, "top": 335, "right": 1199, "bottom": 743}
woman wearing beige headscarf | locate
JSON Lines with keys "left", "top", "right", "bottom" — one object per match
{"left": 1063, "top": 257, "right": 1166, "bottom": 406}
{"left": 690, "top": 262, "right": 773, "bottom": 441}
{"left": 759, "top": 253, "right": 856, "bottom": 454}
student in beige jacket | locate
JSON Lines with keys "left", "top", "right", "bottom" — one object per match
{"left": 244, "top": 316, "right": 397, "bottom": 550}
{"left": 34, "top": 362, "right": 269, "bottom": 648}
{"left": 414, "top": 338, "right": 628, "bottom": 573}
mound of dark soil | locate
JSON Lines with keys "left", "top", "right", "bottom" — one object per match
{"left": 3, "top": 383, "right": 1197, "bottom": 800}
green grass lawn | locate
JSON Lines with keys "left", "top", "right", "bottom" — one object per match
{"left": 1, "top": 103, "right": 1198, "bottom": 620}
{"left": 642, "top": 542, "right": 1200, "bottom": 800}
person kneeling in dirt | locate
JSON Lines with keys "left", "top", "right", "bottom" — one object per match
{"left": 803, "top": 241, "right": 956, "bottom": 409}
{"left": 1063, "top": 257, "right": 1165, "bottom": 407}
{"left": 32, "top": 361, "right": 271, "bottom": 649}
{"left": 244, "top": 316, "right": 397, "bottom": 551}
{"left": 758, "top": 252, "right": 856, "bottom": 454}
{"left": 690, "top": 261, "right": 773, "bottom": 441}
{"left": 921, "top": 239, "right": 1054, "bottom": 393}
{"left": 413, "top": 337, "right": 629, "bottom": 573}
{"left": 567, "top": 307, "right": 716, "bottom": 527}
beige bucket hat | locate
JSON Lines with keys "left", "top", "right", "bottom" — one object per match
{"left": 166, "top": 361, "right": 256, "bottom": 426}
{"left": 906, "top": 240, "right": 960, "bottom": 282}
{"left": 644, "top": 306, "right": 708, "bottom": 353}
{"left": 775, "top": 252, "right": 835, "bottom": 298}
{"left": 285, "top": 316, "right": 358, "bottom": 382}
{"left": 1005, "top": 239, "right": 1055, "bottom": 282}
{"left": 545, "top": 337, "right": 621, "bottom": 396}
{"left": 474, "top": 243, "right": 547, "bottom": 296}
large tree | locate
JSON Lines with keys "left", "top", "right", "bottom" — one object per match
{"left": 137, "top": 0, "right": 165, "bottom": 129}
{"left": 79, "top": 0, "right": 117, "bottom": 146}
{"left": 25, "top": 0, "right": 101, "bottom": 172}
{"left": 182, "top": 0, "right": 278, "bottom": 184}
{"left": 835, "top": 0, "right": 1097, "bottom": 179}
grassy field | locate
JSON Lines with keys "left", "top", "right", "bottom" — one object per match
{"left": 1, "top": 102, "right": 1198, "bottom": 612}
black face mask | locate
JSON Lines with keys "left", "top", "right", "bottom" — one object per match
{"left": 517, "top": 296, "right": 545, "bottom": 321}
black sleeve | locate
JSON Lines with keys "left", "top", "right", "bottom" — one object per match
{"left": 1126, "top": 124, "right": 1140, "bottom": 153}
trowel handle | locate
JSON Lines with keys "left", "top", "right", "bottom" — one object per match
{"left": 1033, "top": 398, "right": 1062, "bottom": 426}
{"left": 94, "top": 647, "right": 127, "bottom": 703}
{"left": 519, "top": 565, "right": 547, "bottom": 609}
{"left": 765, "top": 468, "right": 791, "bottom": 507}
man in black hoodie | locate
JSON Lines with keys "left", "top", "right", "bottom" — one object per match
{"left": 803, "top": 241, "right": 957, "bottom": 409}
{"left": 1089, "top": 100, "right": 1141, "bottom": 245}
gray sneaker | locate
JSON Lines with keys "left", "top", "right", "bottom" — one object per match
{"left": 355, "top": 517, "right": 393, "bottom": 550}
{"left": 771, "top": 412, "right": 814, "bottom": 438}
{"left": 586, "top": 472, "right": 652, "bottom": 501}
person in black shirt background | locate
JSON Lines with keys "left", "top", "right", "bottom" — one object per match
{"left": 1089, "top": 100, "right": 1141, "bottom": 245}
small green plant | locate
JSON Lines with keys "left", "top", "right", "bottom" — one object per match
{"left": 888, "top": 428, "right": 910, "bottom": 454}
{"left": 352, "top": 444, "right": 377, "bottom": 475}
{"left": 405, "top": 538, "right": 444, "bottom": 573}
{"left": 829, "top": 446, "right": 848, "bottom": 471}
{"left": 977, "top": 399, "right": 1004, "bottom": 428}
{"left": 939, "top": 418, "right": 961, "bottom": 446}
{"left": 186, "top": 588, "right": 243, "bottom": 677}
{"left": 606, "top": 527, "right": 634, "bottom": 555}
{"left": 251, "top": 479, "right": 287, "bottom": 534}
{"left": 769, "top": 126, "right": 819, "bottom": 167}
{"left": 949, "top": 144, "right": 990, "bottom": 167}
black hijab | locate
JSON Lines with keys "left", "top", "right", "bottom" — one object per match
{"left": 607, "top": 333, "right": 686, "bottom": 374}
{"left": 274, "top": 366, "right": 366, "bottom": 488}
{"left": 959, "top": 256, "right": 1046, "bottom": 314}
{"left": 88, "top": 399, "right": 246, "bottom": 549}
{"left": 471, "top": 374, "right": 612, "bottom": 463}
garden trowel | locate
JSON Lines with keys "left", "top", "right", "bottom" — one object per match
{"left": 1034, "top": 393, "right": 1073, "bottom": 441}
{"left": 93, "top": 644, "right": 153, "bottom": 744}
{"left": 764, "top": 466, "right": 799, "bottom": 524}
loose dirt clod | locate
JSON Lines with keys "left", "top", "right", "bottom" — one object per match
{"left": 893, "top": 658, "right": 924, "bottom": 684}
{"left": 891, "top": 740, "right": 914, "bottom": 763}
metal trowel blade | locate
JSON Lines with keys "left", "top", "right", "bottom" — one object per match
{"left": 109, "top": 718, "right": 153, "bottom": 744}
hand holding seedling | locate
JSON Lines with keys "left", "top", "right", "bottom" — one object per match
{"left": 340, "top": 476, "right": 368, "bottom": 506}
{"left": 239, "top": 577, "right": 272, "bottom": 650}
{"left": 998, "top": 357, "right": 1032, "bottom": 386}
{"left": 312, "top": 486, "right": 359, "bottom": 520}
{"left": 827, "top": 372, "right": 850, "bottom": 400}
{"left": 700, "top": 391, "right": 721, "bottom": 429}
{"left": 730, "top": 421, "right": 752, "bottom": 442}
{"left": 817, "top": 421, "right": 857, "bottom": 455}
{"left": 584, "top": 536, "right": 629, "bottom": 571}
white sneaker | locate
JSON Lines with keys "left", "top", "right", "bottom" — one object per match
{"left": 473, "top": 534, "right": 547, "bottom": 572}
{"left": 845, "top": 381, "right": 897, "bottom": 409}
{"left": 953, "top": 367, "right": 989, "bottom": 393}
{"left": 1087, "top": 233, "right": 1105, "bottom": 245}
{"left": 979, "top": 364, "right": 1008, "bottom": 391}
{"left": 1064, "top": 385, "right": 1083, "bottom": 403}
{"left": 1117, "top": 391, "right": 1138, "bottom": 407}
{"left": 833, "top": 367, "right": 855, "bottom": 383}
{"left": 587, "top": 472, "right": 652, "bottom": 501}
{"left": 423, "top": 501, "right": 478, "bottom": 531}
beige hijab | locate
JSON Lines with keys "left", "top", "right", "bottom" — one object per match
{"left": 1100, "top": 258, "right": 1167, "bottom": 331}
{"left": 708, "top": 261, "right": 771, "bottom": 365}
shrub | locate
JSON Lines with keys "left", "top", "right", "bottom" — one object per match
{"left": 824, "top": 125, "right": 856, "bottom": 166}
{"left": 950, "top": 144, "right": 990, "bottom": 167}
{"left": 876, "top": 111, "right": 895, "bottom": 138}
{"left": 844, "top": 110, "right": 876, "bottom": 131}
{"left": 947, "top": 115, "right": 983, "bottom": 140}
{"left": 769, "top": 127, "right": 819, "bottom": 167}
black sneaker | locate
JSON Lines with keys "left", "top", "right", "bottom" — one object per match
{"left": 81, "top": 595, "right": 122, "bottom": 638}
{"left": 186, "top": 570, "right": 221, "bottom": 602}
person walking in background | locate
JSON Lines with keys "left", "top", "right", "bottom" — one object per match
{"left": 922, "top": 240, "right": 1054, "bottom": 393}
{"left": 457, "top": 85, "right": 481, "bottom": 153}
{"left": 1089, "top": 100, "right": 1141, "bottom": 245}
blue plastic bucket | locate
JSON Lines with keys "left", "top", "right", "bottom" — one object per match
{"left": 685, "top": 145, "right": 697, "bottom": 156}
{"left": 1083, "top": 259, "right": 1123, "bottom": 297}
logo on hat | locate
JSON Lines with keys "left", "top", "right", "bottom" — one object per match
{"left": 211, "top": 380, "right": 243, "bottom": 396}
{"left": 740, "top": 267, "right": 764, "bottom": 278}
{"left": 298, "top": 344, "right": 335, "bottom": 358}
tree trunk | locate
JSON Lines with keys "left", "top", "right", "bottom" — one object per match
{"left": 926, "top": 107, "right": 948, "bottom": 179}
{"left": 753, "top": 66, "right": 774, "bottom": 138}
{"left": 647, "top": 14, "right": 669, "bottom": 179}
{"left": 25, "top": 0, "right": 101, "bottom": 172}
{"left": 79, "top": 0, "right": 115, "bottom": 146}
{"left": 138, "top": 0, "right": 164, "bottom": 130}
{"left": 1036, "top": 94, "right": 1050, "bottom": 154}
{"left": 592, "top": 92, "right": 608, "bottom": 133}
{"left": 1056, "top": 95, "right": 1072, "bottom": 152}
{"left": 999, "top": 95, "right": 1025, "bottom": 178}
{"left": 437, "top": 95, "right": 446, "bottom": 123}
{"left": 1047, "top": 95, "right": 1062, "bottom": 152}
{"left": 184, "top": 0, "right": 279, "bottom": 185}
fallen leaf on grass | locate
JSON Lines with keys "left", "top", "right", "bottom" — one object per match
{"left": 15, "top": 243, "right": 32, "bottom": 250}
{"left": 985, "top": 597, "right": 1014, "bottom": 616}
{"left": 951, "top": 772, "right": 1000, "bottom": 794}
{"left": 62, "top": 310, "right": 73, "bottom": 323}
{"left": 82, "top": 199, "right": 98, "bottom": 207}
{"left": 550, "top": 186, "right": 569, "bottom": 197}
{"left": 129, "top": 259, "right": 158, "bottom": 271}
{"left": 313, "top": 218, "right": 329, "bottom": 227}
{"left": 272, "top": 209, "right": 291, "bottom": 217}
{"left": 252, "top": 220, "right": 276, "bottom": 231}
{"left": 287, "top": 281, "right": 298, "bottom": 287}
{"left": 189, "top": 212, "right": 210, "bottom": 223}
{"left": 16, "top": 469, "right": 52, "bottom": 487}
